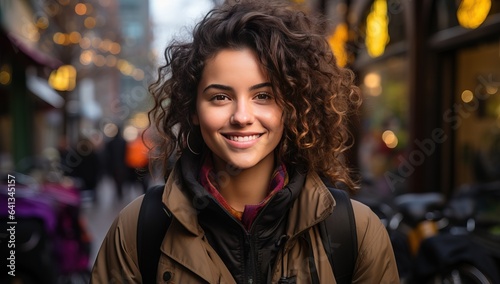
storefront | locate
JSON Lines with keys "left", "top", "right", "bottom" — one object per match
{"left": 319, "top": 0, "right": 500, "bottom": 195}
{"left": 0, "top": 3, "right": 63, "bottom": 173}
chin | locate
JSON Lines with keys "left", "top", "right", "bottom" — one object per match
{"left": 226, "top": 159, "right": 258, "bottom": 170}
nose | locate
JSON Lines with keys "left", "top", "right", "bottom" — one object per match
{"left": 231, "top": 100, "right": 254, "bottom": 126}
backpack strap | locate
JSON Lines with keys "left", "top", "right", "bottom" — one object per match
{"left": 137, "top": 184, "right": 170, "bottom": 284}
{"left": 320, "top": 187, "right": 358, "bottom": 284}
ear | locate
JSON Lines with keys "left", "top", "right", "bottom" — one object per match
{"left": 191, "top": 113, "right": 200, "bottom": 125}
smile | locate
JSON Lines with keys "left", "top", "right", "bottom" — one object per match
{"left": 226, "top": 134, "right": 262, "bottom": 142}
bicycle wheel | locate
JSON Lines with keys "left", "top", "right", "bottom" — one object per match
{"left": 431, "top": 263, "right": 491, "bottom": 284}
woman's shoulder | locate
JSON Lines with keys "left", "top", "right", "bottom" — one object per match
{"left": 121, "top": 194, "right": 144, "bottom": 218}
{"left": 350, "top": 199, "right": 400, "bottom": 282}
{"left": 111, "top": 195, "right": 145, "bottom": 237}
{"left": 350, "top": 199, "right": 385, "bottom": 236}
{"left": 350, "top": 198, "right": 394, "bottom": 257}
{"left": 351, "top": 199, "right": 377, "bottom": 221}
{"left": 91, "top": 195, "right": 146, "bottom": 282}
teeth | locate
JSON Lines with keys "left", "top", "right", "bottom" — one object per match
{"left": 228, "top": 135, "right": 260, "bottom": 142}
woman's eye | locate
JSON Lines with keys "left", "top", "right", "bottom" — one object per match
{"left": 255, "top": 92, "right": 272, "bottom": 100}
{"left": 211, "top": 94, "right": 229, "bottom": 101}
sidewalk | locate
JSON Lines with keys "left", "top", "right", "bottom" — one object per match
{"left": 81, "top": 176, "right": 143, "bottom": 270}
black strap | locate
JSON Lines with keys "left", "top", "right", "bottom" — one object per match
{"left": 320, "top": 187, "right": 358, "bottom": 284}
{"left": 137, "top": 184, "right": 170, "bottom": 284}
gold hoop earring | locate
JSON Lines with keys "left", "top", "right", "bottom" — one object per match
{"left": 187, "top": 131, "right": 200, "bottom": 155}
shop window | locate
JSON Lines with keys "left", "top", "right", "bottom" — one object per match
{"left": 454, "top": 40, "right": 500, "bottom": 186}
{"left": 358, "top": 56, "right": 410, "bottom": 195}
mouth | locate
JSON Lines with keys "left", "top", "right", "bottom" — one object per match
{"left": 222, "top": 134, "right": 263, "bottom": 142}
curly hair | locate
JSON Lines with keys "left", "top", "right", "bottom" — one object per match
{"left": 148, "top": 0, "right": 362, "bottom": 192}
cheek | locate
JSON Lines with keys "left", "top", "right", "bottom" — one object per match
{"left": 271, "top": 109, "right": 285, "bottom": 130}
{"left": 197, "top": 112, "right": 223, "bottom": 132}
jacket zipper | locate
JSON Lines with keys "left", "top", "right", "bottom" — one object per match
{"left": 244, "top": 232, "right": 258, "bottom": 284}
{"left": 209, "top": 193, "right": 286, "bottom": 283}
{"left": 209, "top": 199, "right": 259, "bottom": 283}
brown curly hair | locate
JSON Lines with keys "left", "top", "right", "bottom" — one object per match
{"left": 148, "top": 0, "right": 362, "bottom": 192}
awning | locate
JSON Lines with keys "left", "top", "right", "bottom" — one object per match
{"left": 6, "top": 32, "right": 62, "bottom": 70}
{"left": 26, "top": 72, "right": 64, "bottom": 108}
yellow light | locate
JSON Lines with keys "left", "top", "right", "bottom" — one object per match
{"left": 75, "top": 3, "right": 87, "bottom": 15}
{"left": 118, "top": 60, "right": 134, "bottom": 75}
{"left": 0, "top": 65, "right": 11, "bottom": 85}
{"left": 486, "top": 84, "right": 498, "bottom": 95}
{"left": 0, "top": 71, "right": 11, "bottom": 85}
{"left": 103, "top": 123, "right": 118, "bottom": 138}
{"left": 100, "top": 39, "right": 112, "bottom": 52}
{"left": 109, "top": 43, "right": 121, "bottom": 54}
{"left": 79, "top": 37, "right": 91, "bottom": 49}
{"left": 69, "top": 31, "right": 81, "bottom": 44}
{"left": 132, "top": 69, "right": 145, "bottom": 81}
{"left": 36, "top": 17, "right": 49, "bottom": 29}
{"left": 365, "top": 0, "right": 390, "bottom": 58}
{"left": 131, "top": 112, "right": 149, "bottom": 129}
{"left": 382, "top": 130, "right": 398, "bottom": 148}
{"left": 53, "top": 32, "right": 65, "bottom": 45}
{"left": 461, "top": 90, "right": 474, "bottom": 103}
{"left": 123, "top": 125, "right": 139, "bottom": 142}
{"left": 93, "top": 54, "right": 106, "bottom": 67}
{"left": 48, "top": 65, "right": 77, "bottom": 91}
{"left": 328, "top": 23, "right": 349, "bottom": 67}
{"left": 364, "top": 72, "right": 381, "bottom": 89}
{"left": 62, "top": 34, "right": 71, "bottom": 45}
{"left": 80, "top": 50, "right": 93, "bottom": 65}
{"left": 84, "top": 17, "right": 96, "bottom": 29}
{"left": 457, "top": 0, "right": 491, "bottom": 29}
{"left": 117, "top": 59, "right": 127, "bottom": 70}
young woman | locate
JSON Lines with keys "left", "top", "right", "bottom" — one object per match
{"left": 91, "top": 1, "right": 399, "bottom": 283}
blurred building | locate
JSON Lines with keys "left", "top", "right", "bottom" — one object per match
{"left": 307, "top": 0, "right": 500, "bottom": 195}
{"left": 117, "top": 0, "right": 153, "bottom": 115}
{"left": 0, "top": 0, "right": 154, "bottom": 174}
{"left": 0, "top": 0, "right": 63, "bottom": 172}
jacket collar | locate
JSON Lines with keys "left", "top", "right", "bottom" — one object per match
{"left": 286, "top": 172, "right": 335, "bottom": 238}
{"left": 163, "top": 151, "right": 336, "bottom": 237}
{"left": 162, "top": 151, "right": 204, "bottom": 236}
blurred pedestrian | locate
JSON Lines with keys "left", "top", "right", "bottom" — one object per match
{"left": 58, "top": 136, "right": 101, "bottom": 201}
{"left": 72, "top": 138, "right": 101, "bottom": 201}
{"left": 92, "top": 1, "right": 399, "bottom": 283}
{"left": 104, "top": 126, "right": 127, "bottom": 199}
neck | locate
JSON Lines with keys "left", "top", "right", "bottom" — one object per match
{"left": 213, "top": 153, "right": 275, "bottom": 211}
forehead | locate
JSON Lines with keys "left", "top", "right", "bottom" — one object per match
{"left": 199, "top": 48, "right": 270, "bottom": 85}
{"left": 205, "top": 48, "right": 264, "bottom": 70}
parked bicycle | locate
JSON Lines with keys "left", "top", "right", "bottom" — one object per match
{"left": 356, "top": 183, "right": 500, "bottom": 284}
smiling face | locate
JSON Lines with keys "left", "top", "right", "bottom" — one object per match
{"left": 193, "top": 48, "right": 284, "bottom": 171}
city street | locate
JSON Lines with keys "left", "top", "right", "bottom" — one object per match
{"left": 81, "top": 176, "right": 146, "bottom": 270}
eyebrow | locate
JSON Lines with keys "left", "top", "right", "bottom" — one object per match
{"left": 202, "top": 82, "right": 272, "bottom": 93}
